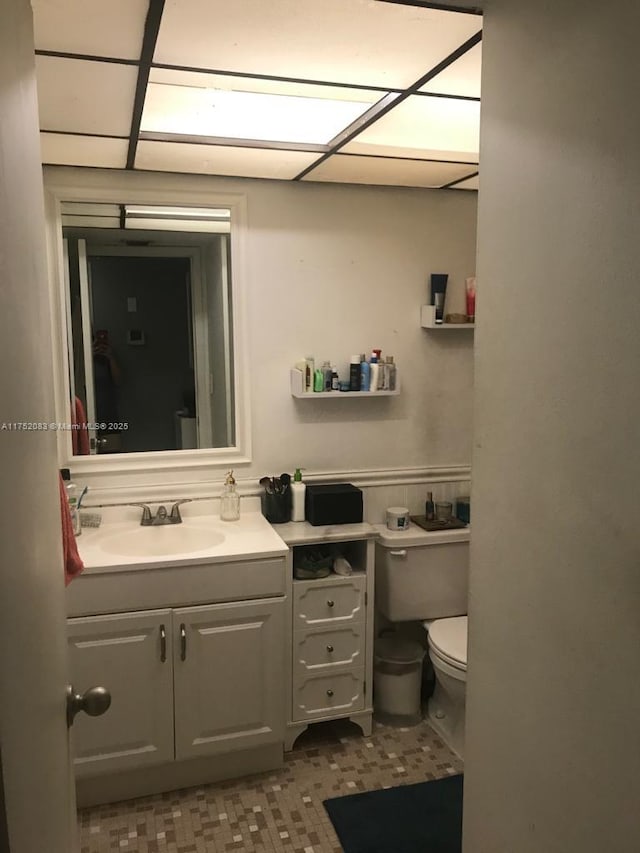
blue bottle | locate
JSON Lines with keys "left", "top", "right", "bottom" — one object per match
{"left": 360, "top": 354, "right": 370, "bottom": 392}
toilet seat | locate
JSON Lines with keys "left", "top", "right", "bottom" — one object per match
{"left": 426, "top": 616, "right": 467, "bottom": 672}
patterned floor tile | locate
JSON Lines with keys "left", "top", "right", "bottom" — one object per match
{"left": 78, "top": 718, "right": 462, "bottom": 852}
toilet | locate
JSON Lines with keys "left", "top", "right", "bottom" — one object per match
{"left": 375, "top": 525, "right": 470, "bottom": 758}
{"left": 424, "top": 615, "right": 467, "bottom": 758}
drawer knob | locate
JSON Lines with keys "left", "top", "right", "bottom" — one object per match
{"left": 326, "top": 689, "right": 334, "bottom": 697}
{"left": 327, "top": 599, "right": 335, "bottom": 608}
{"left": 326, "top": 644, "right": 334, "bottom": 653}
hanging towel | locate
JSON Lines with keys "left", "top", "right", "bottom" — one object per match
{"left": 71, "top": 396, "right": 90, "bottom": 455}
{"left": 60, "top": 473, "right": 84, "bottom": 585}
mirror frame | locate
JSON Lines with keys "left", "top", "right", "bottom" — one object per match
{"left": 44, "top": 168, "right": 252, "bottom": 481}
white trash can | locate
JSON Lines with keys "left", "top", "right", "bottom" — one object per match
{"left": 373, "top": 636, "right": 425, "bottom": 726}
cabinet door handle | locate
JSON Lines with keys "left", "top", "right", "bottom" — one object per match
{"left": 180, "top": 623, "right": 187, "bottom": 661}
{"left": 389, "top": 549, "right": 407, "bottom": 557}
{"left": 326, "top": 689, "right": 334, "bottom": 697}
{"left": 326, "top": 599, "right": 335, "bottom": 608}
{"left": 326, "top": 644, "right": 334, "bottom": 653}
{"left": 160, "top": 624, "right": 166, "bottom": 662}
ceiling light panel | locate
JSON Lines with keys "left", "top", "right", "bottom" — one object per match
{"left": 420, "top": 42, "right": 482, "bottom": 98}
{"left": 40, "top": 133, "right": 128, "bottom": 169}
{"left": 32, "top": 0, "right": 148, "bottom": 61}
{"left": 135, "top": 141, "right": 320, "bottom": 180}
{"left": 141, "top": 71, "right": 383, "bottom": 145}
{"left": 302, "top": 154, "right": 477, "bottom": 189}
{"left": 343, "top": 95, "right": 480, "bottom": 161}
{"left": 153, "top": 0, "right": 480, "bottom": 89}
{"left": 36, "top": 56, "right": 138, "bottom": 136}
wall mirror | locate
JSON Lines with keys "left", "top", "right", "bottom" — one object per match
{"left": 45, "top": 174, "right": 251, "bottom": 479}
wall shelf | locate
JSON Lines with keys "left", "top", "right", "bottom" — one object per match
{"left": 421, "top": 305, "right": 474, "bottom": 330}
{"left": 290, "top": 369, "right": 400, "bottom": 398}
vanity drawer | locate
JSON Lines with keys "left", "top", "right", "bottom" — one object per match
{"left": 293, "top": 575, "right": 365, "bottom": 628}
{"left": 292, "top": 667, "right": 365, "bottom": 722}
{"left": 293, "top": 624, "right": 364, "bottom": 676}
{"left": 67, "top": 557, "right": 287, "bottom": 617}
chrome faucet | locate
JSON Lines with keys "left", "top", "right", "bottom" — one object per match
{"left": 133, "top": 500, "right": 192, "bottom": 526}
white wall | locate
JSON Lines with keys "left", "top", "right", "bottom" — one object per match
{"left": 464, "top": 1, "right": 640, "bottom": 850}
{"left": 44, "top": 167, "right": 477, "bottom": 502}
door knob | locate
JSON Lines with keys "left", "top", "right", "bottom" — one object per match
{"left": 66, "top": 684, "right": 111, "bottom": 727}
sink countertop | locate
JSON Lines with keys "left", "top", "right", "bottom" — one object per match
{"left": 76, "top": 499, "right": 288, "bottom": 574}
{"left": 274, "top": 520, "right": 378, "bottom": 545}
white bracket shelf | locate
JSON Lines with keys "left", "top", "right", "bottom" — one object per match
{"left": 290, "top": 369, "right": 400, "bottom": 398}
{"left": 421, "top": 304, "right": 475, "bottom": 330}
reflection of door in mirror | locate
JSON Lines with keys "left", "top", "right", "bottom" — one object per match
{"left": 63, "top": 210, "right": 234, "bottom": 454}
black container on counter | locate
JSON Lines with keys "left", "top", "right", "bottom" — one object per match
{"left": 305, "top": 483, "right": 363, "bottom": 526}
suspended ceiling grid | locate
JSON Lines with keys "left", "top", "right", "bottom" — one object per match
{"left": 32, "top": 0, "right": 481, "bottom": 191}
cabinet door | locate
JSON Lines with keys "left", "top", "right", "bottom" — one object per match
{"left": 173, "top": 598, "right": 285, "bottom": 760}
{"left": 67, "top": 610, "right": 174, "bottom": 777}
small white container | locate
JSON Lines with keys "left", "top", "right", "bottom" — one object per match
{"left": 386, "top": 506, "right": 410, "bottom": 531}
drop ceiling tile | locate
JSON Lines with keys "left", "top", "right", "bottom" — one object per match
{"left": 135, "top": 141, "right": 320, "bottom": 180}
{"left": 32, "top": 0, "right": 148, "bottom": 61}
{"left": 301, "top": 154, "right": 476, "bottom": 188}
{"left": 142, "top": 70, "right": 382, "bottom": 145}
{"left": 40, "top": 133, "right": 128, "bottom": 168}
{"left": 154, "top": 0, "right": 481, "bottom": 89}
{"left": 343, "top": 95, "right": 480, "bottom": 161}
{"left": 420, "top": 42, "right": 482, "bottom": 98}
{"left": 449, "top": 173, "right": 479, "bottom": 190}
{"left": 36, "top": 56, "right": 138, "bottom": 136}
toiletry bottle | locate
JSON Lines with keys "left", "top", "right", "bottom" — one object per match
{"left": 61, "top": 468, "right": 82, "bottom": 536}
{"left": 386, "top": 355, "right": 397, "bottom": 391}
{"left": 349, "top": 355, "right": 361, "bottom": 391}
{"left": 425, "top": 491, "right": 435, "bottom": 521}
{"left": 313, "top": 368, "right": 323, "bottom": 392}
{"left": 331, "top": 370, "right": 339, "bottom": 391}
{"left": 369, "top": 352, "right": 380, "bottom": 392}
{"left": 380, "top": 357, "right": 389, "bottom": 391}
{"left": 322, "top": 360, "right": 333, "bottom": 391}
{"left": 291, "top": 468, "right": 306, "bottom": 522}
{"left": 220, "top": 470, "right": 240, "bottom": 521}
{"left": 305, "top": 356, "right": 315, "bottom": 392}
{"left": 360, "top": 353, "right": 370, "bottom": 392}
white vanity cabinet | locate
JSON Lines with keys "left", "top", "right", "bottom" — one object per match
{"left": 68, "top": 598, "right": 284, "bottom": 778}
{"left": 66, "top": 547, "right": 287, "bottom": 805}
{"left": 276, "top": 523, "right": 377, "bottom": 751}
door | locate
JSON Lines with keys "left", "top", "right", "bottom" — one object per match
{"left": 173, "top": 598, "right": 285, "bottom": 759}
{"left": 0, "top": 2, "right": 77, "bottom": 850}
{"left": 67, "top": 610, "right": 174, "bottom": 776}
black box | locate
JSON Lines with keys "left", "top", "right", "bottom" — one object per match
{"left": 305, "top": 483, "right": 363, "bottom": 526}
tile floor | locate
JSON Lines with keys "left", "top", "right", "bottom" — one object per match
{"left": 78, "top": 718, "right": 463, "bottom": 853}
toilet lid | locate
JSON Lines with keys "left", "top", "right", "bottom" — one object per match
{"left": 428, "top": 616, "right": 467, "bottom": 668}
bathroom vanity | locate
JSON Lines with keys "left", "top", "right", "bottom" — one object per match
{"left": 66, "top": 502, "right": 379, "bottom": 806}
{"left": 66, "top": 503, "right": 289, "bottom": 807}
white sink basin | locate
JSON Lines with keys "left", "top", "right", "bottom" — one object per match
{"left": 97, "top": 523, "right": 226, "bottom": 558}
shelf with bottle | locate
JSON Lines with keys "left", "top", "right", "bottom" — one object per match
{"left": 290, "top": 368, "right": 400, "bottom": 398}
{"left": 420, "top": 305, "right": 475, "bottom": 330}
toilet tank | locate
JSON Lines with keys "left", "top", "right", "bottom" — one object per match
{"left": 375, "top": 526, "right": 469, "bottom": 622}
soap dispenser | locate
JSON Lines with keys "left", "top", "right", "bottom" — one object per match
{"left": 291, "top": 468, "right": 306, "bottom": 522}
{"left": 220, "top": 470, "right": 240, "bottom": 521}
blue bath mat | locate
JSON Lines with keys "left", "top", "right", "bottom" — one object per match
{"left": 323, "top": 774, "right": 463, "bottom": 853}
